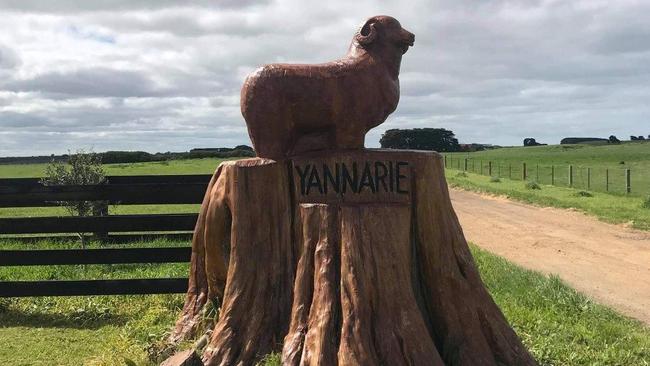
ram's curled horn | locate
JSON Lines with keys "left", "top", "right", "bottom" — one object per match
{"left": 356, "top": 20, "right": 377, "bottom": 45}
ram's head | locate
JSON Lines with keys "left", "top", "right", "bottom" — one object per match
{"left": 355, "top": 15, "right": 415, "bottom": 54}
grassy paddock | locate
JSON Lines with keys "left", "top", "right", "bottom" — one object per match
{"left": 444, "top": 142, "right": 650, "bottom": 196}
{"left": 0, "top": 157, "right": 235, "bottom": 178}
{"left": 0, "top": 158, "right": 224, "bottom": 218}
{"left": 447, "top": 169, "right": 650, "bottom": 231}
{"left": 0, "top": 238, "right": 648, "bottom": 365}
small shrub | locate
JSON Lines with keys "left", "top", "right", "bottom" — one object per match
{"left": 525, "top": 181, "right": 541, "bottom": 190}
{"left": 490, "top": 176, "right": 501, "bottom": 183}
{"left": 642, "top": 196, "right": 650, "bottom": 209}
{"left": 575, "top": 190, "right": 593, "bottom": 197}
{"left": 456, "top": 171, "right": 467, "bottom": 177}
{"left": 41, "top": 150, "right": 106, "bottom": 217}
{"left": 41, "top": 150, "right": 107, "bottom": 248}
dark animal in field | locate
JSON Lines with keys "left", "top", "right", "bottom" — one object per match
{"left": 240, "top": 15, "right": 415, "bottom": 159}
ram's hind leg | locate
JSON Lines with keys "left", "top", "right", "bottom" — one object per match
{"left": 333, "top": 123, "right": 365, "bottom": 150}
{"left": 290, "top": 128, "right": 334, "bottom": 156}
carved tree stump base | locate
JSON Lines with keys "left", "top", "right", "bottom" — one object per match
{"left": 168, "top": 149, "right": 536, "bottom": 366}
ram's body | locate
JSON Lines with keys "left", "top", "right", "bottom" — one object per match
{"left": 240, "top": 16, "right": 414, "bottom": 159}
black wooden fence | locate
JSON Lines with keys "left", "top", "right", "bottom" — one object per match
{"left": 0, "top": 174, "right": 213, "bottom": 297}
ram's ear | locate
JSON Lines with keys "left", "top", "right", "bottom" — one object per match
{"left": 356, "top": 19, "right": 378, "bottom": 46}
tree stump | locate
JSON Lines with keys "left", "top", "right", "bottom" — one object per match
{"left": 168, "top": 149, "right": 537, "bottom": 366}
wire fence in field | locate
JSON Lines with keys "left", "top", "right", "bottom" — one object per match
{"left": 444, "top": 155, "right": 650, "bottom": 197}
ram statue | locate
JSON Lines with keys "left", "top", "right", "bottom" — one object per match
{"left": 241, "top": 15, "right": 415, "bottom": 159}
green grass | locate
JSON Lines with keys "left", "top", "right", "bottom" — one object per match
{"left": 472, "top": 245, "right": 650, "bottom": 365}
{"left": 447, "top": 169, "right": 650, "bottom": 231}
{"left": 444, "top": 141, "right": 650, "bottom": 196}
{"left": 1, "top": 237, "right": 648, "bottom": 365}
{"left": 0, "top": 238, "right": 188, "bottom": 366}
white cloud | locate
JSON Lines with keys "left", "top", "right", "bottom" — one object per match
{"left": 0, "top": 0, "right": 649, "bottom": 156}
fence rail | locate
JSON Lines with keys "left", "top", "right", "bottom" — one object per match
{"left": 0, "top": 247, "right": 191, "bottom": 266}
{"left": 0, "top": 279, "right": 189, "bottom": 297}
{"left": 0, "top": 174, "right": 211, "bottom": 297}
{"left": 0, "top": 214, "right": 198, "bottom": 234}
{"left": 0, "top": 174, "right": 210, "bottom": 207}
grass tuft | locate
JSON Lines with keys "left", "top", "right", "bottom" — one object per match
{"left": 525, "top": 181, "right": 541, "bottom": 190}
{"left": 575, "top": 190, "right": 593, "bottom": 197}
{"left": 256, "top": 353, "right": 281, "bottom": 366}
{"left": 642, "top": 196, "right": 650, "bottom": 209}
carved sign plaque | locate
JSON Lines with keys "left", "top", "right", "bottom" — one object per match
{"left": 291, "top": 151, "right": 413, "bottom": 204}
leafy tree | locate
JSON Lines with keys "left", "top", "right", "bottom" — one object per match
{"left": 40, "top": 150, "right": 107, "bottom": 247}
{"left": 608, "top": 135, "right": 620, "bottom": 144}
{"left": 380, "top": 128, "right": 460, "bottom": 152}
{"left": 523, "top": 138, "right": 545, "bottom": 147}
{"left": 234, "top": 145, "right": 254, "bottom": 151}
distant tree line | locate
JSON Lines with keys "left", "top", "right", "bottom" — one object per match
{"left": 380, "top": 128, "right": 461, "bottom": 152}
{"left": 630, "top": 135, "right": 649, "bottom": 141}
{"left": 556, "top": 135, "right": 649, "bottom": 145}
{"left": 0, "top": 145, "right": 255, "bottom": 165}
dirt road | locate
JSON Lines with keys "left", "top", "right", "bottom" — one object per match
{"left": 450, "top": 189, "right": 650, "bottom": 325}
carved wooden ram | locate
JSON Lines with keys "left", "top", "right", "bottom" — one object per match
{"left": 241, "top": 15, "right": 414, "bottom": 159}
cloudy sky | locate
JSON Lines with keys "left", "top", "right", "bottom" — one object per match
{"left": 0, "top": 0, "right": 649, "bottom": 156}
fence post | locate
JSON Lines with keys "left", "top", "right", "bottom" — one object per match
{"left": 569, "top": 165, "right": 573, "bottom": 187}
{"left": 498, "top": 163, "right": 501, "bottom": 177}
{"left": 509, "top": 164, "right": 512, "bottom": 179}
{"left": 480, "top": 160, "right": 483, "bottom": 175}
{"left": 551, "top": 165, "right": 555, "bottom": 185}
{"left": 488, "top": 161, "right": 492, "bottom": 176}
{"left": 626, "top": 169, "right": 631, "bottom": 194}
{"left": 464, "top": 158, "right": 468, "bottom": 171}
{"left": 606, "top": 169, "right": 609, "bottom": 192}
{"left": 587, "top": 168, "right": 591, "bottom": 190}
{"left": 536, "top": 164, "right": 539, "bottom": 182}
{"left": 522, "top": 163, "right": 527, "bottom": 180}
{"left": 444, "top": 155, "right": 447, "bottom": 168}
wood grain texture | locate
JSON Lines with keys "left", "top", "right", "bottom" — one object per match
{"left": 167, "top": 150, "right": 537, "bottom": 366}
